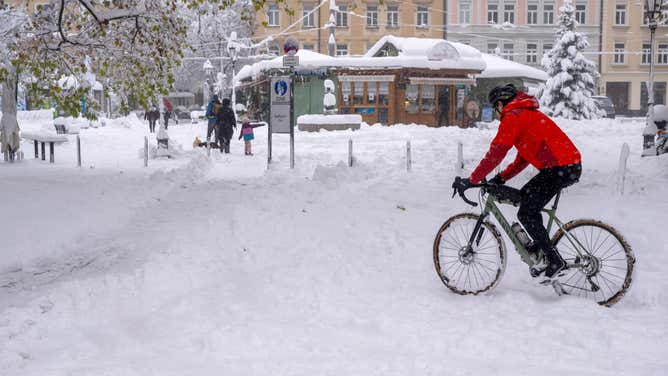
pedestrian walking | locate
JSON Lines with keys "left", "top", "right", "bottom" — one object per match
{"left": 216, "top": 98, "right": 236, "bottom": 154}
{"left": 144, "top": 106, "right": 160, "bottom": 133}
{"left": 163, "top": 98, "right": 173, "bottom": 129}
{"left": 205, "top": 95, "right": 221, "bottom": 147}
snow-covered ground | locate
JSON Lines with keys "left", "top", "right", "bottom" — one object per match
{"left": 0, "top": 114, "right": 666, "bottom": 375}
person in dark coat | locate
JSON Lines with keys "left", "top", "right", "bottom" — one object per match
{"left": 205, "top": 95, "right": 221, "bottom": 146}
{"left": 144, "top": 107, "right": 160, "bottom": 133}
{"left": 216, "top": 98, "right": 236, "bottom": 153}
{"left": 163, "top": 98, "right": 173, "bottom": 129}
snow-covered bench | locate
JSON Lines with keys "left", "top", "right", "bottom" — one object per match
{"left": 21, "top": 132, "right": 68, "bottom": 163}
{"left": 297, "top": 114, "right": 362, "bottom": 132}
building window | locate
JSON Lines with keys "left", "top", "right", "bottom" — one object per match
{"left": 659, "top": 44, "right": 668, "bottom": 64}
{"left": 575, "top": 4, "right": 586, "bottom": 24}
{"left": 366, "top": 5, "right": 378, "bottom": 27}
{"left": 543, "top": 3, "right": 554, "bottom": 24}
{"left": 268, "top": 45, "right": 280, "bottom": 56}
{"left": 503, "top": 43, "right": 514, "bottom": 61}
{"left": 488, "top": 3, "right": 498, "bottom": 24}
{"left": 353, "top": 82, "right": 364, "bottom": 104}
{"left": 379, "top": 82, "right": 389, "bottom": 105}
{"left": 421, "top": 84, "right": 435, "bottom": 113}
{"left": 341, "top": 81, "right": 351, "bottom": 104}
{"left": 459, "top": 1, "right": 471, "bottom": 24}
{"left": 387, "top": 5, "right": 399, "bottom": 27}
{"left": 503, "top": 4, "right": 515, "bottom": 24}
{"left": 488, "top": 42, "right": 499, "bottom": 54}
{"left": 613, "top": 43, "right": 625, "bottom": 64}
{"left": 615, "top": 4, "right": 626, "bottom": 25}
{"left": 417, "top": 5, "right": 429, "bottom": 26}
{"left": 267, "top": 4, "right": 280, "bottom": 26}
{"left": 303, "top": 44, "right": 314, "bottom": 51}
{"left": 526, "top": 43, "right": 538, "bottom": 64}
{"left": 302, "top": 4, "right": 314, "bottom": 27}
{"left": 527, "top": 4, "right": 538, "bottom": 24}
{"left": 336, "top": 44, "right": 348, "bottom": 56}
{"left": 642, "top": 43, "right": 651, "bottom": 65}
{"left": 337, "top": 5, "right": 348, "bottom": 27}
{"left": 367, "top": 82, "right": 377, "bottom": 104}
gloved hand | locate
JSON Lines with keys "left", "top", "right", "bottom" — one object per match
{"left": 489, "top": 174, "right": 505, "bottom": 185}
{"left": 452, "top": 177, "right": 473, "bottom": 192}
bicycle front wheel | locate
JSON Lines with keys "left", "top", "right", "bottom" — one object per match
{"left": 433, "top": 213, "right": 506, "bottom": 295}
{"left": 551, "top": 219, "right": 635, "bottom": 307}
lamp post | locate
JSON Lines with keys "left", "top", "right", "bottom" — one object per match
{"left": 642, "top": 0, "right": 664, "bottom": 157}
{"left": 203, "top": 59, "right": 214, "bottom": 104}
{"left": 227, "top": 31, "right": 239, "bottom": 120}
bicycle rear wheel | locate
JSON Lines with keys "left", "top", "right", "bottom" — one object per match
{"left": 551, "top": 219, "right": 634, "bottom": 307}
{"left": 433, "top": 213, "right": 506, "bottom": 295}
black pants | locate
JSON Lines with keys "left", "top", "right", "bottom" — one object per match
{"left": 518, "top": 163, "right": 582, "bottom": 254}
{"left": 148, "top": 120, "right": 156, "bottom": 133}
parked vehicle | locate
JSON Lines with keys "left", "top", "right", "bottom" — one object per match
{"left": 592, "top": 96, "right": 615, "bottom": 119}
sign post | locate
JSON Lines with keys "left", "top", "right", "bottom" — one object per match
{"left": 268, "top": 37, "right": 299, "bottom": 168}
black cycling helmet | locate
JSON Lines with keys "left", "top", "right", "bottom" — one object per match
{"left": 488, "top": 83, "right": 518, "bottom": 107}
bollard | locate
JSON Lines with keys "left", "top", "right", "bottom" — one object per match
{"left": 348, "top": 138, "right": 353, "bottom": 167}
{"left": 76, "top": 135, "right": 81, "bottom": 167}
{"left": 617, "top": 143, "right": 630, "bottom": 195}
{"left": 144, "top": 136, "right": 148, "bottom": 167}
{"left": 456, "top": 141, "right": 464, "bottom": 176}
{"left": 406, "top": 140, "right": 412, "bottom": 172}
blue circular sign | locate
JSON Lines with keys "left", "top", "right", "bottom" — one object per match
{"left": 274, "top": 80, "right": 288, "bottom": 97}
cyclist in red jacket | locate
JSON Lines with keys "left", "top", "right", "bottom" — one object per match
{"left": 454, "top": 84, "right": 582, "bottom": 278}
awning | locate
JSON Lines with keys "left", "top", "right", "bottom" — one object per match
{"left": 236, "top": 79, "right": 268, "bottom": 90}
{"left": 337, "top": 75, "right": 395, "bottom": 82}
{"left": 408, "top": 77, "right": 476, "bottom": 85}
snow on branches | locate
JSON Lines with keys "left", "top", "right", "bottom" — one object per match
{"left": 539, "top": 0, "right": 602, "bottom": 120}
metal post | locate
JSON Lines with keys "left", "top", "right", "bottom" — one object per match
{"left": 41, "top": 142, "right": 45, "bottom": 161}
{"left": 49, "top": 142, "right": 54, "bottom": 163}
{"left": 34, "top": 140, "right": 38, "bottom": 158}
{"left": 406, "top": 140, "right": 412, "bottom": 172}
{"left": 76, "top": 135, "right": 81, "bottom": 167}
{"left": 144, "top": 136, "right": 148, "bottom": 167}
{"left": 290, "top": 69, "right": 295, "bottom": 169}
{"left": 456, "top": 141, "right": 464, "bottom": 176}
{"left": 643, "top": 15, "right": 659, "bottom": 156}
{"left": 348, "top": 138, "right": 353, "bottom": 167}
{"left": 268, "top": 104, "right": 273, "bottom": 165}
{"left": 618, "top": 143, "right": 630, "bottom": 195}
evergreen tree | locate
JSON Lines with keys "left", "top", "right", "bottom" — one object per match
{"left": 540, "top": 0, "right": 601, "bottom": 119}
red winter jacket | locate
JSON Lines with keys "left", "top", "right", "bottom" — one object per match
{"left": 469, "top": 92, "right": 581, "bottom": 184}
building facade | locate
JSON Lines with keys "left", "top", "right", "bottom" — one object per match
{"left": 5, "top": 0, "right": 48, "bottom": 12}
{"left": 254, "top": 1, "right": 447, "bottom": 56}
{"left": 600, "top": 1, "right": 668, "bottom": 116}
{"left": 444, "top": 0, "right": 601, "bottom": 71}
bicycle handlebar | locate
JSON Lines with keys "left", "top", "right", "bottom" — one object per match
{"left": 451, "top": 176, "right": 484, "bottom": 207}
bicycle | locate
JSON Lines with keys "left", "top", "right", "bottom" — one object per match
{"left": 433, "top": 177, "right": 635, "bottom": 307}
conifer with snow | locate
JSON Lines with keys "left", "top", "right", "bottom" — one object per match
{"left": 540, "top": 0, "right": 602, "bottom": 120}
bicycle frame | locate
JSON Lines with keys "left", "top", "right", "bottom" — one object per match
{"left": 468, "top": 190, "right": 590, "bottom": 268}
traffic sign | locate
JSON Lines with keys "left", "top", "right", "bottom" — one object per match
{"left": 283, "top": 55, "right": 299, "bottom": 68}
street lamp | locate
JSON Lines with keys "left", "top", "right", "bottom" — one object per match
{"left": 642, "top": 0, "right": 664, "bottom": 156}
{"left": 203, "top": 59, "right": 214, "bottom": 103}
{"left": 227, "top": 31, "right": 239, "bottom": 119}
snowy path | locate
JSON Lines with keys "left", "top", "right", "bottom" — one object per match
{"left": 1, "top": 119, "right": 667, "bottom": 375}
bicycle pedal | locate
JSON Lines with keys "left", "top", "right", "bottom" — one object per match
{"left": 529, "top": 261, "right": 547, "bottom": 278}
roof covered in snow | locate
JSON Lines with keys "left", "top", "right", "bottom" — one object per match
{"left": 477, "top": 53, "right": 548, "bottom": 82}
{"left": 235, "top": 37, "right": 487, "bottom": 84}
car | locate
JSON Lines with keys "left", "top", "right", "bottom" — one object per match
{"left": 592, "top": 96, "right": 615, "bottom": 119}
